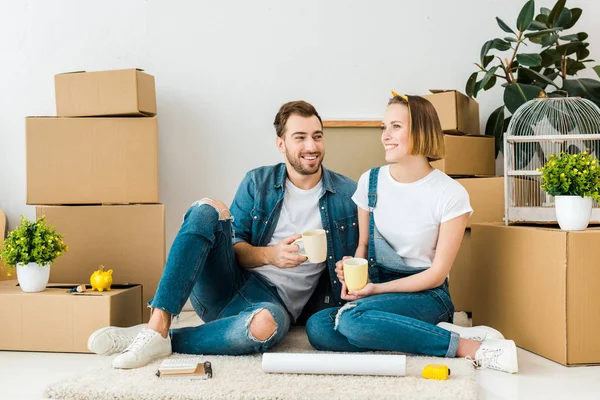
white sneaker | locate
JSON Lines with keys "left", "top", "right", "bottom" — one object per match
{"left": 88, "top": 324, "right": 146, "bottom": 356}
{"left": 437, "top": 322, "right": 505, "bottom": 341}
{"left": 471, "top": 339, "right": 519, "bottom": 374}
{"left": 112, "top": 328, "right": 172, "bottom": 369}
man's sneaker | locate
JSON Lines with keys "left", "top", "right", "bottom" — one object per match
{"left": 88, "top": 324, "right": 146, "bottom": 356}
{"left": 470, "top": 339, "right": 519, "bottom": 374}
{"left": 112, "top": 328, "right": 172, "bottom": 369}
{"left": 437, "top": 322, "right": 505, "bottom": 341}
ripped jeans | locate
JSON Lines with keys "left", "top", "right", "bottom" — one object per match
{"left": 305, "top": 285, "right": 459, "bottom": 358}
{"left": 148, "top": 202, "right": 291, "bottom": 355}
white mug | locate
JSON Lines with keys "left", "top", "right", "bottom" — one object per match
{"left": 292, "top": 229, "right": 327, "bottom": 263}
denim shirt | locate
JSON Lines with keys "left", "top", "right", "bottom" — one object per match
{"left": 229, "top": 163, "right": 358, "bottom": 306}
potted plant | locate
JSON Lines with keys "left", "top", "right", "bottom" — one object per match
{"left": 538, "top": 151, "right": 600, "bottom": 230}
{"left": 466, "top": 0, "right": 600, "bottom": 164}
{"left": 0, "top": 215, "right": 68, "bottom": 292}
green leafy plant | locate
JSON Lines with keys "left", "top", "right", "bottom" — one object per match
{"left": 467, "top": 0, "right": 600, "bottom": 157}
{"left": 538, "top": 151, "right": 600, "bottom": 200}
{"left": 0, "top": 215, "right": 68, "bottom": 271}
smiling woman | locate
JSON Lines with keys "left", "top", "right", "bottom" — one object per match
{"left": 306, "top": 93, "right": 519, "bottom": 375}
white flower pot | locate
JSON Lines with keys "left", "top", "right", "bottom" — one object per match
{"left": 16, "top": 262, "right": 51, "bottom": 293}
{"left": 555, "top": 195, "right": 593, "bottom": 231}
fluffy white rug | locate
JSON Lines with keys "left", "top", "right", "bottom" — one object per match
{"left": 46, "top": 314, "right": 476, "bottom": 400}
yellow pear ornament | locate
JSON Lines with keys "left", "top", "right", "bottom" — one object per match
{"left": 90, "top": 265, "right": 113, "bottom": 292}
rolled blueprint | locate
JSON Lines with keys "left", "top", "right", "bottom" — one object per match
{"left": 262, "top": 353, "right": 406, "bottom": 376}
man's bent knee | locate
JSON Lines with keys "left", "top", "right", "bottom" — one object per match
{"left": 192, "top": 198, "right": 232, "bottom": 220}
{"left": 249, "top": 309, "right": 277, "bottom": 342}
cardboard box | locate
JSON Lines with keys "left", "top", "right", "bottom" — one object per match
{"left": 55, "top": 69, "right": 157, "bottom": 117}
{"left": 0, "top": 208, "right": 5, "bottom": 238}
{"left": 449, "top": 230, "right": 472, "bottom": 312}
{"left": 472, "top": 223, "right": 600, "bottom": 366}
{"left": 0, "top": 208, "right": 13, "bottom": 281}
{"left": 37, "top": 204, "right": 165, "bottom": 321}
{"left": 431, "top": 134, "right": 495, "bottom": 177}
{"left": 456, "top": 177, "right": 504, "bottom": 228}
{"left": 0, "top": 281, "right": 142, "bottom": 353}
{"left": 421, "top": 90, "right": 480, "bottom": 135}
{"left": 323, "top": 127, "right": 385, "bottom": 182}
{"left": 26, "top": 117, "right": 159, "bottom": 205}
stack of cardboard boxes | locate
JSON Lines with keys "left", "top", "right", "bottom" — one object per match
{"left": 420, "top": 90, "right": 504, "bottom": 313}
{"left": 30, "top": 69, "right": 166, "bottom": 323}
{"left": 323, "top": 89, "right": 504, "bottom": 314}
{"left": 0, "top": 69, "right": 167, "bottom": 353}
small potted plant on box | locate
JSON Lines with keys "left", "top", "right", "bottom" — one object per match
{"left": 538, "top": 151, "right": 600, "bottom": 230}
{"left": 0, "top": 215, "right": 68, "bottom": 292}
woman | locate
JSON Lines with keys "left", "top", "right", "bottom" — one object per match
{"left": 305, "top": 93, "right": 518, "bottom": 374}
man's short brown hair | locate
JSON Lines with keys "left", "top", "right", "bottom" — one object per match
{"left": 273, "top": 101, "right": 323, "bottom": 138}
{"left": 388, "top": 95, "right": 445, "bottom": 161}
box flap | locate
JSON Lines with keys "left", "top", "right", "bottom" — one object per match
{"left": 56, "top": 68, "right": 145, "bottom": 76}
{"left": 428, "top": 89, "right": 458, "bottom": 94}
{"left": 56, "top": 70, "right": 86, "bottom": 75}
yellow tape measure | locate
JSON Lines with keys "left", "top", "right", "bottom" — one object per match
{"left": 422, "top": 364, "right": 451, "bottom": 380}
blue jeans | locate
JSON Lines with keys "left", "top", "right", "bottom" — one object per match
{"left": 305, "top": 287, "right": 460, "bottom": 357}
{"left": 149, "top": 203, "right": 291, "bottom": 355}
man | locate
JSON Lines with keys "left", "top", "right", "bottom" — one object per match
{"left": 87, "top": 100, "right": 359, "bottom": 369}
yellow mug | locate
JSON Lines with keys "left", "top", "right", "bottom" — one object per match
{"left": 343, "top": 257, "right": 368, "bottom": 291}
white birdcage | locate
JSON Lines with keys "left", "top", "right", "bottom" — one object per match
{"left": 504, "top": 96, "right": 600, "bottom": 224}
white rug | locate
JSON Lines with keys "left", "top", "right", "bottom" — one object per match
{"left": 46, "top": 316, "right": 476, "bottom": 400}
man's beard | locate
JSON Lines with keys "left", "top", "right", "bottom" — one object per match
{"left": 286, "top": 149, "right": 324, "bottom": 176}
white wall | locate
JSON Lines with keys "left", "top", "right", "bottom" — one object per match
{"left": 1, "top": 0, "right": 599, "bottom": 248}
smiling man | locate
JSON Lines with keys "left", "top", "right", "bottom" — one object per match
{"left": 86, "top": 100, "right": 359, "bottom": 369}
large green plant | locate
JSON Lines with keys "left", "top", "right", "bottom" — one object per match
{"left": 467, "top": 0, "right": 600, "bottom": 158}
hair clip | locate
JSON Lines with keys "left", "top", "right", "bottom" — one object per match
{"left": 391, "top": 91, "right": 408, "bottom": 102}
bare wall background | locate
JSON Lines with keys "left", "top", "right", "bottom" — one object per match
{"left": 1, "top": 0, "right": 598, "bottom": 249}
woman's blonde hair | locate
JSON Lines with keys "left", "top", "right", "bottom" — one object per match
{"left": 388, "top": 95, "right": 445, "bottom": 161}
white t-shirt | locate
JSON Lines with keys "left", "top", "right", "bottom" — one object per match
{"left": 252, "top": 179, "right": 327, "bottom": 321}
{"left": 352, "top": 166, "right": 472, "bottom": 268}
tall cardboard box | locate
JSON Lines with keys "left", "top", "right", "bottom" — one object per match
{"left": 26, "top": 117, "right": 159, "bottom": 205}
{"left": 431, "top": 134, "right": 495, "bottom": 177}
{"left": 55, "top": 69, "right": 157, "bottom": 117}
{"left": 421, "top": 90, "right": 480, "bottom": 135}
{"left": 37, "top": 205, "right": 165, "bottom": 321}
{"left": 472, "top": 223, "right": 600, "bottom": 366}
{"left": 0, "top": 281, "right": 142, "bottom": 353}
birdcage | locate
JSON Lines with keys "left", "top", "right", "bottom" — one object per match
{"left": 504, "top": 96, "right": 600, "bottom": 224}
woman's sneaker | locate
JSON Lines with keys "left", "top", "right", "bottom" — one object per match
{"left": 87, "top": 324, "right": 146, "bottom": 356}
{"left": 437, "top": 322, "right": 505, "bottom": 341}
{"left": 470, "top": 339, "right": 519, "bottom": 374}
{"left": 112, "top": 328, "right": 172, "bottom": 369}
